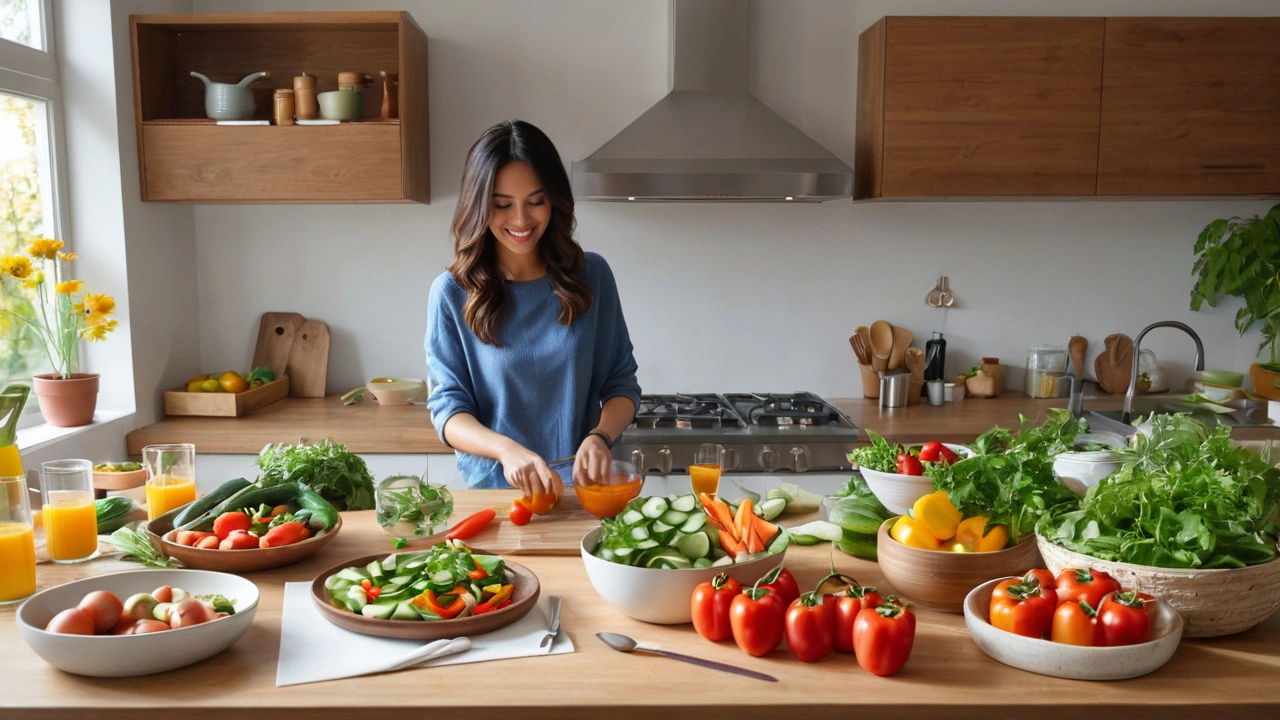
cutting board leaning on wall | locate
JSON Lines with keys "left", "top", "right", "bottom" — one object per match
{"left": 251, "top": 312, "right": 330, "bottom": 398}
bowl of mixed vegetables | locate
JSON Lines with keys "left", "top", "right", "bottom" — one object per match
{"left": 311, "top": 541, "right": 540, "bottom": 639}
{"left": 851, "top": 432, "right": 973, "bottom": 515}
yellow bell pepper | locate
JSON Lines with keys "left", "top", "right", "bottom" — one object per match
{"left": 952, "top": 516, "right": 1010, "bottom": 552}
{"left": 910, "top": 490, "right": 962, "bottom": 542}
{"left": 890, "top": 515, "right": 942, "bottom": 550}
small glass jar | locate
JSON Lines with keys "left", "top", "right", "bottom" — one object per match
{"left": 375, "top": 474, "right": 453, "bottom": 539}
{"left": 1025, "top": 346, "right": 1068, "bottom": 398}
{"left": 273, "top": 89, "right": 295, "bottom": 126}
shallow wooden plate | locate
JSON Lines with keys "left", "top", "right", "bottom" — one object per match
{"left": 141, "top": 506, "right": 343, "bottom": 573}
{"left": 310, "top": 552, "right": 541, "bottom": 640}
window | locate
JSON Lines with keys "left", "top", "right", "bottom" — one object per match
{"left": 0, "top": 0, "right": 67, "bottom": 426}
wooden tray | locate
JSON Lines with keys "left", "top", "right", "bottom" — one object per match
{"left": 163, "top": 376, "right": 289, "bottom": 417}
{"left": 310, "top": 552, "right": 540, "bottom": 639}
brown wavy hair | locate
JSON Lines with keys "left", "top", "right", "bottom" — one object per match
{"left": 448, "top": 120, "right": 591, "bottom": 346}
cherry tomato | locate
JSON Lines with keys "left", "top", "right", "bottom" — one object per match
{"left": 785, "top": 593, "right": 834, "bottom": 662}
{"left": 508, "top": 500, "right": 532, "bottom": 526}
{"left": 895, "top": 453, "right": 924, "bottom": 476}
{"left": 1022, "top": 568, "right": 1058, "bottom": 593}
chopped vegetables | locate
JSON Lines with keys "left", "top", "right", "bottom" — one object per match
{"left": 591, "top": 493, "right": 788, "bottom": 569}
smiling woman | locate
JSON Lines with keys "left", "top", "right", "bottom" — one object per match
{"left": 425, "top": 120, "right": 641, "bottom": 496}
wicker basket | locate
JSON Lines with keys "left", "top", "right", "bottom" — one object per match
{"left": 1036, "top": 535, "right": 1280, "bottom": 638}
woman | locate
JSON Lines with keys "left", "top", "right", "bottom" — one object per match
{"left": 425, "top": 120, "right": 641, "bottom": 498}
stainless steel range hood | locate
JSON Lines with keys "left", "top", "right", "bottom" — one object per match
{"left": 572, "top": 0, "right": 853, "bottom": 202}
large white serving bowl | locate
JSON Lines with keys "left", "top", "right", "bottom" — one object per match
{"left": 17, "top": 569, "right": 259, "bottom": 677}
{"left": 964, "top": 577, "right": 1184, "bottom": 681}
{"left": 1052, "top": 450, "right": 1123, "bottom": 496}
{"left": 859, "top": 443, "right": 974, "bottom": 515}
{"left": 581, "top": 527, "right": 786, "bottom": 624}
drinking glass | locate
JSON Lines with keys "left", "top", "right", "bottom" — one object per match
{"left": 143, "top": 443, "right": 196, "bottom": 521}
{"left": 40, "top": 459, "right": 99, "bottom": 564}
{"left": 689, "top": 443, "right": 724, "bottom": 498}
{"left": 0, "top": 474, "right": 36, "bottom": 604}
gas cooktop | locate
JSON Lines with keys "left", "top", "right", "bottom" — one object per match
{"left": 617, "top": 392, "right": 859, "bottom": 474}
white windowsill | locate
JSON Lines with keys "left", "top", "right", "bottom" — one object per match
{"left": 17, "top": 409, "right": 135, "bottom": 454}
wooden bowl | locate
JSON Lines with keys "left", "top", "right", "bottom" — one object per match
{"left": 141, "top": 506, "right": 342, "bottom": 573}
{"left": 310, "top": 552, "right": 540, "bottom": 639}
{"left": 877, "top": 520, "right": 1043, "bottom": 613}
{"left": 92, "top": 468, "right": 149, "bottom": 493}
{"left": 1036, "top": 535, "right": 1280, "bottom": 638}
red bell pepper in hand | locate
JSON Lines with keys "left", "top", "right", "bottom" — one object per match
{"left": 758, "top": 566, "right": 800, "bottom": 607}
{"left": 785, "top": 592, "right": 834, "bottom": 662}
{"left": 989, "top": 578, "right": 1057, "bottom": 639}
{"left": 447, "top": 508, "right": 497, "bottom": 541}
{"left": 729, "top": 579, "right": 786, "bottom": 657}
{"left": 853, "top": 601, "right": 916, "bottom": 677}
{"left": 819, "top": 574, "right": 883, "bottom": 654}
{"left": 1051, "top": 600, "right": 1100, "bottom": 646}
{"left": 895, "top": 453, "right": 924, "bottom": 476}
{"left": 1055, "top": 567, "right": 1122, "bottom": 609}
{"left": 691, "top": 573, "right": 742, "bottom": 642}
{"left": 1098, "top": 590, "right": 1152, "bottom": 646}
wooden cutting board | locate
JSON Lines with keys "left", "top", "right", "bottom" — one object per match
{"left": 251, "top": 312, "right": 304, "bottom": 381}
{"left": 400, "top": 495, "right": 600, "bottom": 556}
{"left": 1094, "top": 333, "right": 1135, "bottom": 394}
{"left": 287, "top": 319, "right": 330, "bottom": 398}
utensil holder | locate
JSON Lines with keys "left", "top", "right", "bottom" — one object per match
{"left": 907, "top": 378, "right": 924, "bottom": 405}
{"left": 859, "top": 364, "right": 880, "bottom": 398}
{"left": 879, "top": 372, "right": 911, "bottom": 409}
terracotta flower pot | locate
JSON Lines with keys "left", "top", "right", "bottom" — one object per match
{"left": 1251, "top": 363, "right": 1280, "bottom": 401}
{"left": 32, "top": 373, "right": 99, "bottom": 427}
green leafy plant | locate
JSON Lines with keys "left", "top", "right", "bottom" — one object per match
{"left": 255, "top": 438, "right": 376, "bottom": 511}
{"left": 1190, "top": 203, "right": 1280, "bottom": 367}
{"left": 847, "top": 430, "right": 900, "bottom": 474}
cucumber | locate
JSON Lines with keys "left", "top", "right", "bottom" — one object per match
{"left": 344, "top": 586, "right": 368, "bottom": 613}
{"left": 652, "top": 521, "right": 674, "bottom": 535}
{"left": 178, "top": 482, "right": 302, "bottom": 532}
{"left": 296, "top": 486, "right": 339, "bottom": 531}
{"left": 693, "top": 557, "right": 714, "bottom": 569}
{"left": 675, "top": 532, "right": 710, "bottom": 560}
{"left": 366, "top": 561, "right": 385, "bottom": 581}
{"left": 640, "top": 497, "right": 669, "bottom": 519}
{"left": 680, "top": 514, "right": 706, "bottom": 533}
{"left": 392, "top": 601, "right": 420, "bottom": 621}
{"left": 828, "top": 497, "right": 889, "bottom": 535}
{"left": 172, "top": 477, "right": 251, "bottom": 528}
{"left": 629, "top": 526, "right": 650, "bottom": 542}
{"left": 644, "top": 549, "right": 687, "bottom": 568}
{"left": 837, "top": 530, "right": 879, "bottom": 561}
{"left": 620, "top": 510, "right": 645, "bottom": 526}
{"left": 660, "top": 509, "right": 689, "bottom": 526}
{"left": 786, "top": 520, "right": 844, "bottom": 545}
{"left": 758, "top": 498, "right": 787, "bottom": 521}
{"left": 382, "top": 555, "right": 398, "bottom": 573}
{"left": 767, "top": 528, "right": 790, "bottom": 554}
{"left": 670, "top": 495, "right": 697, "bottom": 513}
{"left": 336, "top": 567, "right": 370, "bottom": 583}
{"left": 711, "top": 554, "right": 734, "bottom": 567}
{"left": 361, "top": 603, "right": 395, "bottom": 619}
{"left": 635, "top": 539, "right": 659, "bottom": 550}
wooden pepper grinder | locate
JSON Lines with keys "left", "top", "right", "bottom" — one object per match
{"left": 380, "top": 71, "right": 399, "bottom": 119}
{"left": 293, "top": 72, "right": 317, "bottom": 120}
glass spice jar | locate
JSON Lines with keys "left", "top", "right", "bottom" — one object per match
{"left": 273, "top": 89, "right": 295, "bottom": 126}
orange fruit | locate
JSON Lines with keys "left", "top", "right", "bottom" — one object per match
{"left": 218, "top": 371, "right": 249, "bottom": 394}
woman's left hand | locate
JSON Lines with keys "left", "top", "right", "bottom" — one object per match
{"left": 573, "top": 434, "right": 612, "bottom": 484}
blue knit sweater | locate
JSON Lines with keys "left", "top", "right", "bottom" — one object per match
{"left": 425, "top": 252, "right": 642, "bottom": 489}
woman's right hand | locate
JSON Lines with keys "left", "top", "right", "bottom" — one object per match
{"left": 498, "top": 444, "right": 563, "bottom": 499}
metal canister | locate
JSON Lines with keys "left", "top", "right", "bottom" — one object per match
{"left": 292, "top": 72, "right": 317, "bottom": 120}
{"left": 273, "top": 89, "right": 295, "bottom": 126}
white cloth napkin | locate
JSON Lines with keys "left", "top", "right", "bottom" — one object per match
{"left": 276, "top": 582, "right": 573, "bottom": 687}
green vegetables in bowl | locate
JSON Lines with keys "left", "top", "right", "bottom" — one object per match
{"left": 375, "top": 475, "right": 454, "bottom": 539}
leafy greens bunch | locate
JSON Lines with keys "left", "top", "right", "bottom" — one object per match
{"left": 927, "top": 409, "right": 1086, "bottom": 543}
{"left": 848, "top": 429, "right": 901, "bottom": 473}
{"left": 255, "top": 438, "right": 376, "bottom": 511}
{"left": 1043, "top": 415, "right": 1280, "bottom": 569}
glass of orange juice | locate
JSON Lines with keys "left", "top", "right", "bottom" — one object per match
{"left": 142, "top": 443, "right": 197, "bottom": 521}
{"left": 0, "top": 474, "right": 37, "bottom": 604}
{"left": 689, "top": 443, "right": 724, "bottom": 499}
{"left": 40, "top": 459, "right": 99, "bottom": 564}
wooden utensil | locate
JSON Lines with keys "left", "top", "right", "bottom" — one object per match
{"left": 852, "top": 326, "right": 872, "bottom": 365}
{"left": 869, "top": 320, "right": 893, "bottom": 372}
{"left": 849, "top": 336, "right": 870, "bottom": 366}
{"left": 1069, "top": 336, "right": 1087, "bottom": 382}
{"left": 1094, "top": 333, "right": 1135, "bottom": 394}
{"left": 905, "top": 347, "right": 925, "bottom": 405}
{"left": 251, "top": 312, "right": 304, "bottom": 381}
{"left": 889, "top": 325, "right": 914, "bottom": 370}
{"left": 286, "top": 319, "right": 331, "bottom": 398}
{"left": 859, "top": 364, "right": 880, "bottom": 399}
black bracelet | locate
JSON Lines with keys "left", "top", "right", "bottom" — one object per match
{"left": 586, "top": 430, "right": 614, "bottom": 449}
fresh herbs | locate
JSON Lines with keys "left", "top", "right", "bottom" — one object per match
{"left": 375, "top": 477, "right": 454, "bottom": 537}
{"left": 255, "top": 438, "right": 376, "bottom": 511}
{"left": 927, "top": 409, "right": 1085, "bottom": 543}
{"left": 1043, "top": 415, "right": 1280, "bottom": 569}
{"left": 848, "top": 430, "right": 901, "bottom": 474}
{"left": 109, "top": 523, "right": 181, "bottom": 568}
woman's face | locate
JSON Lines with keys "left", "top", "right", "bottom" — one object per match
{"left": 488, "top": 161, "right": 550, "bottom": 262}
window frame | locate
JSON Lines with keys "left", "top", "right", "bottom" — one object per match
{"left": 0, "top": 0, "right": 74, "bottom": 428}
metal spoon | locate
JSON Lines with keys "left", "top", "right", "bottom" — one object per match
{"left": 596, "top": 632, "right": 778, "bottom": 682}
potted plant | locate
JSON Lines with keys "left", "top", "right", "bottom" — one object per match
{"left": 0, "top": 239, "right": 118, "bottom": 426}
{"left": 1190, "top": 203, "right": 1280, "bottom": 400}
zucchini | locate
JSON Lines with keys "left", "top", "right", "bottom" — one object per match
{"left": 172, "top": 477, "right": 252, "bottom": 527}
{"left": 296, "top": 486, "right": 339, "bottom": 531}
{"left": 786, "top": 520, "right": 844, "bottom": 545}
{"left": 94, "top": 497, "right": 135, "bottom": 534}
{"left": 178, "top": 482, "right": 302, "bottom": 532}
{"left": 837, "top": 530, "right": 879, "bottom": 561}
{"left": 828, "top": 497, "right": 889, "bottom": 536}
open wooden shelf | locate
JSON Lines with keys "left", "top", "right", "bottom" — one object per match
{"left": 130, "top": 11, "right": 429, "bottom": 203}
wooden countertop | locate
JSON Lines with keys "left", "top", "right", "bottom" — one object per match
{"left": 127, "top": 394, "right": 1148, "bottom": 455}
{"left": 3, "top": 491, "right": 1278, "bottom": 719}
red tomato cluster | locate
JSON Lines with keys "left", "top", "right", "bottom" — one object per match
{"left": 989, "top": 567, "right": 1153, "bottom": 647}
{"left": 691, "top": 569, "right": 916, "bottom": 676}
{"left": 896, "top": 440, "right": 961, "bottom": 476}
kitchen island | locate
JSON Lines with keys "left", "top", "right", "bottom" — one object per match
{"left": 3, "top": 491, "right": 1278, "bottom": 719}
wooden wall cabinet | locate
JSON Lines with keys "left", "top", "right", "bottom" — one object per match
{"left": 857, "top": 17, "right": 1105, "bottom": 200}
{"left": 130, "top": 11, "right": 429, "bottom": 203}
{"left": 1097, "top": 18, "right": 1280, "bottom": 196}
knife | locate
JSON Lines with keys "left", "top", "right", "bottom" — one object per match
{"left": 540, "top": 595, "right": 562, "bottom": 651}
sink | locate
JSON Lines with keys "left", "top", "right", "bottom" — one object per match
{"left": 1087, "top": 395, "right": 1273, "bottom": 436}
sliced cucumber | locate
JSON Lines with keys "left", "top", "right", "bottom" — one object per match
{"left": 381, "top": 554, "right": 398, "bottom": 573}
{"left": 336, "top": 567, "right": 370, "bottom": 583}
{"left": 361, "top": 603, "right": 396, "bottom": 619}
{"left": 640, "top": 497, "right": 669, "bottom": 519}
{"left": 366, "top": 560, "right": 386, "bottom": 581}
{"left": 629, "top": 526, "right": 650, "bottom": 542}
{"left": 680, "top": 514, "right": 706, "bottom": 533}
{"left": 759, "top": 498, "right": 787, "bottom": 521}
{"left": 675, "top": 532, "right": 710, "bottom": 560}
{"left": 644, "top": 549, "right": 687, "bottom": 568}
{"left": 786, "top": 520, "right": 843, "bottom": 545}
{"left": 660, "top": 509, "right": 689, "bottom": 526}
{"left": 344, "top": 586, "right": 368, "bottom": 613}
{"left": 711, "top": 554, "right": 734, "bottom": 567}
{"left": 391, "top": 601, "right": 421, "bottom": 621}
{"left": 652, "top": 520, "right": 674, "bottom": 535}
{"left": 693, "top": 557, "right": 714, "bottom": 569}
{"left": 620, "top": 510, "right": 645, "bottom": 526}
{"left": 635, "top": 539, "right": 659, "bottom": 550}
{"left": 671, "top": 494, "right": 698, "bottom": 513}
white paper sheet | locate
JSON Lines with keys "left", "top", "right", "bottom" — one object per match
{"left": 276, "top": 582, "right": 572, "bottom": 687}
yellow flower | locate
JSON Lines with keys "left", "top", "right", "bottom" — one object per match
{"left": 81, "top": 319, "right": 118, "bottom": 341}
{"left": 27, "top": 238, "right": 64, "bottom": 259}
{"left": 22, "top": 270, "right": 44, "bottom": 290}
{"left": 0, "top": 255, "right": 33, "bottom": 279}
{"left": 56, "top": 251, "right": 78, "bottom": 262}
{"left": 55, "top": 280, "right": 83, "bottom": 295}
{"left": 82, "top": 293, "right": 115, "bottom": 322}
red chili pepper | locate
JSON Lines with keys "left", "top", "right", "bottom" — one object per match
{"left": 259, "top": 521, "right": 311, "bottom": 548}
{"left": 473, "top": 602, "right": 497, "bottom": 615}
{"left": 447, "top": 508, "right": 497, "bottom": 541}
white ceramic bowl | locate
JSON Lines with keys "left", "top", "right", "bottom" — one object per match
{"left": 366, "top": 377, "right": 427, "bottom": 405}
{"left": 16, "top": 569, "right": 259, "bottom": 677}
{"left": 580, "top": 527, "right": 785, "bottom": 624}
{"left": 1052, "top": 451, "right": 1123, "bottom": 496}
{"left": 963, "top": 577, "right": 1184, "bottom": 680}
{"left": 859, "top": 443, "right": 973, "bottom": 515}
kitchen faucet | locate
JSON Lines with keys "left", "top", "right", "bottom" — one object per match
{"left": 1122, "top": 321, "right": 1205, "bottom": 425}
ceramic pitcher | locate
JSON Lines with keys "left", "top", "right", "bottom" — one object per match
{"left": 191, "top": 70, "right": 270, "bottom": 120}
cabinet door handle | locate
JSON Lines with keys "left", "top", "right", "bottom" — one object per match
{"left": 1200, "top": 164, "right": 1267, "bottom": 173}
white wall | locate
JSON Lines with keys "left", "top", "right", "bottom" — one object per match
{"left": 183, "top": 0, "right": 1277, "bottom": 401}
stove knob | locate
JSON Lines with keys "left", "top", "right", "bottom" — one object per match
{"left": 725, "top": 448, "right": 741, "bottom": 471}
{"left": 758, "top": 446, "right": 778, "bottom": 471}
{"left": 630, "top": 449, "right": 646, "bottom": 473}
{"left": 657, "top": 446, "right": 673, "bottom": 474}
{"left": 789, "top": 447, "right": 809, "bottom": 473}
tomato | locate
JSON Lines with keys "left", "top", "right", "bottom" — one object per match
{"left": 1022, "top": 568, "right": 1058, "bottom": 593}
{"left": 1097, "top": 590, "right": 1151, "bottom": 646}
{"left": 729, "top": 589, "right": 785, "bottom": 657}
{"left": 220, "top": 529, "right": 262, "bottom": 550}
{"left": 759, "top": 567, "right": 800, "bottom": 606}
{"left": 1051, "top": 601, "right": 1100, "bottom": 646}
{"left": 1055, "top": 567, "right": 1122, "bottom": 608}
{"left": 989, "top": 578, "right": 1056, "bottom": 639}
{"left": 853, "top": 602, "right": 916, "bottom": 677}
{"left": 917, "top": 441, "right": 945, "bottom": 463}
{"left": 212, "top": 511, "right": 253, "bottom": 541}
{"left": 218, "top": 371, "right": 249, "bottom": 394}
{"left": 508, "top": 500, "right": 532, "bottom": 526}
{"left": 691, "top": 573, "right": 742, "bottom": 642}
{"left": 77, "top": 591, "right": 123, "bottom": 634}
{"left": 823, "top": 584, "right": 883, "bottom": 654}
{"left": 445, "top": 508, "right": 497, "bottom": 541}
{"left": 937, "top": 445, "right": 960, "bottom": 464}
{"left": 785, "top": 593, "right": 834, "bottom": 662}
{"left": 46, "top": 608, "right": 96, "bottom": 635}
{"left": 895, "top": 453, "right": 924, "bottom": 476}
